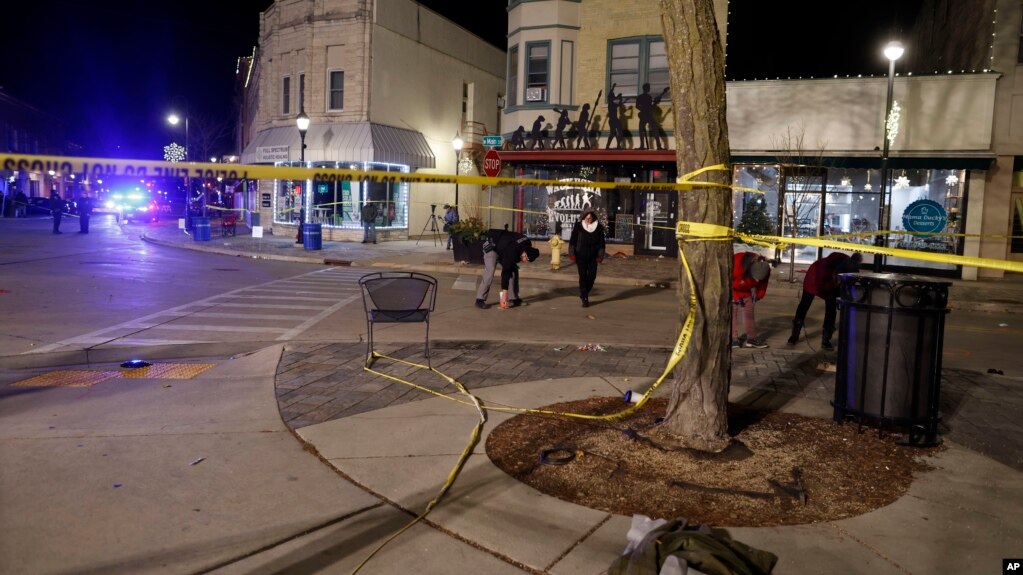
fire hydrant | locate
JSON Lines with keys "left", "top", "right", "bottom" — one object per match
{"left": 549, "top": 234, "right": 563, "bottom": 271}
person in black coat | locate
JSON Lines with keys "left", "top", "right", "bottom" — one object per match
{"left": 49, "top": 191, "right": 65, "bottom": 234}
{"left": 474, "top": 227, "right": 540, "bottom": 309}
{"left": 568, "top": 210, "right": 607, "bottom": 307}
{"left": 77, "top": 194, "right": 94, "bottom": 233}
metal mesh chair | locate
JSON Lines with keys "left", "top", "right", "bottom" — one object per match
{"left": 358, "top": 271, "right": 438, "bottom": 368}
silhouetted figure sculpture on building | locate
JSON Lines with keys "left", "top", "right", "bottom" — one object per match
{"left": 552, "top": 108, "right": 571, "bottom": 149}
{"left": 573, "top": 103, "right": 592, "bottom": 150}
{"left": 529, "top": 115, "right": 546, "bottom": 149}
{"left": 605, "top": 84, "right": 625, "bottom": 150}
{"left": 637, "top": 83, "right": 669, "bottom": 150}
{"left": 510, "top": 126, "right": 527, "bottom": 150}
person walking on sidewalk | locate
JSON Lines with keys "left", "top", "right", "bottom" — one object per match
{"left": 787, "top": 251, "right": 862, "bottom": 350}
{"left": 568, "top": 210, "right": 606, "bottom": 307}
{"left": 474, "top": 228, "right": 540, "bottom": 309}
{"left": 49, "top": 191, "right": 65, "bottom": 234}
{"left": 361, "top": 201, "right": 378, "bottom": 244}
{"left": 731, "top": 252, "right": 772, "bottom": 349}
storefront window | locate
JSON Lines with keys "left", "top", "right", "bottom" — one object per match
{"left": 885, "top": 168, "right": 964, "bottom": 271}
{"left": 273, "top": 161, "right": 409, "bottom": 229}
{"left": 512, "top": 163, "right": 644, "bottom": 243}
{"left": 733, "top": 165, "right": 968, "bottom": 274}
{"left": 732, "top": 165, "right": 779, "bottom": 239}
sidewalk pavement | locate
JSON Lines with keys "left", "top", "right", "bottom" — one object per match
{"left": 141, "top": 221, "right": 1023, "bottom": 315}
{"left": 1, "top": 220, "right": 1021, "bottom": 573}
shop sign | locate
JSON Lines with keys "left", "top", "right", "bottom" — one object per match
{"left": 546, "top": 178, "right": 603, "bottom": 227}
{"left": 256, "top": 146, "right": 290, "bottom": 163}
{"left": 902, "top": 199, "right": 947, "bottom": 235}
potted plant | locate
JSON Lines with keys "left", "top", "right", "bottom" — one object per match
{"left": 449, "top": 214, "right": 488, "bottom": 264}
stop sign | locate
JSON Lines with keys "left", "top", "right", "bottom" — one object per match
{"left": 483, "top": 150, "right": 501, "bottom": 177}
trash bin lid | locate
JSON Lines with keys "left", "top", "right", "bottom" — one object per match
{"left": 839, "top": 272, "right": 952, "bottom": 287}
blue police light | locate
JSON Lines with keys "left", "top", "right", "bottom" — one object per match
{"left": 120, "top": 359, "right": 152, "bottom": 369}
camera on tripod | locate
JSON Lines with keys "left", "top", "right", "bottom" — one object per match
{"left": 430, "top": 204, "right": 437, "bottom": 213}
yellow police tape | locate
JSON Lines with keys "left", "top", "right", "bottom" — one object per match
{"left": 350, "top": 237, "right": 701, "bottom": 574}
{"left": 675, "top": 221, "right": 1023, "bottom": 274}
{"left": 0, "top": 152, "right": 731, "bottom": 193}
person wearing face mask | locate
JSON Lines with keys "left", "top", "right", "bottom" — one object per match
{"left": 568, "top": 210, "right": 606, "bottom": 308}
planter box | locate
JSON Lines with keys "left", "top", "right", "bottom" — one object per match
{"left": 452, "top": 238, "right": 485, "bottom": 265}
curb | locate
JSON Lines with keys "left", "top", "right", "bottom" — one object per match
{"left": 140, "top": 232, "right": 1023, "bottom": 314}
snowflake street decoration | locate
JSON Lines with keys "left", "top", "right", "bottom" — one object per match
{"left": 164, "top": 142, "right": 186, "bottom": 163}
{"left": 863, "top": 182, "right": 872, "bottom": 191}
{"left": 840, "top": 177, "right": 851, "bottom": 187}
{"left": 894, "top": 174, "right": 911, "bottom": 189}
{"left": 458, "top": 157, "right": 474, "bottom": 174}
{"left": 886, "top": 101, "right": 901, "bottom": 145}
{"left": 945, "top": 174, "right": 959, "bottom": 187}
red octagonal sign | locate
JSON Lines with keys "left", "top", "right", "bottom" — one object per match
{"left": 483, "top": 150, "right": 501, "bottom": 177}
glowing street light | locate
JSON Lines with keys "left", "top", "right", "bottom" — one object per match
{"left": 452, "top": 132, "right": 464, "bottom": 206}
{"left": 874, "top": 40, "right": 904, "bottom": 272}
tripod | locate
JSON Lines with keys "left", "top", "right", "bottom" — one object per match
{"left": 416, "top": 204, "right": 442, "bottom": 246}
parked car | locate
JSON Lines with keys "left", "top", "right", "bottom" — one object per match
{"left": 25, "top": 196, "right": 76, "bottom": 216}
{"left": 25, "top": 197, "right": 52, "bottom": 216}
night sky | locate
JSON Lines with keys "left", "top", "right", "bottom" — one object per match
{"left": 0, "top": 1, "right": 917, "bottom": 159}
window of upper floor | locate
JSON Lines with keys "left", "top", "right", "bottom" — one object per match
{"left": 508, "top": 45, "right": 519, "bottom": 108}
{"left": 608, "top": 36, "right": 669, "bottom": 102}
{"left": 299, "top": 73, "right": 305, "bottom": 112}
{"left": 328, "top": 69, "right": 344, "bottom": 112}
{"left": 282, "top": 76, "right": 291, "bottom": 115}
{"left": 525, "top": 41, "right": 550, "bottom": 104}
{"left": 1018, "top": 9, "right": 1023, "bottom": 64}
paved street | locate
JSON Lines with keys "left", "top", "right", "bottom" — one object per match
{"left": 1, "top": 214, "right": 1021, "bottom": 573}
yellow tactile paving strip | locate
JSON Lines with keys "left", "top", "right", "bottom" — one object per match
{"left": 12, "top": 370, "right": 122, "bottom": 388}
{"left": 12, "top": 363, "right": 216, "bottom": 387}
{"left": 116, "top": 363, "right": 216, "bottom": 379}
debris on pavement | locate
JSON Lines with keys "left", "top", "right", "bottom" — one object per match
{"left": 190, "top": 457, "right": 206, "bottom": 466}
{"left": 577, "top": 344, "right": 607, "bottom": 352}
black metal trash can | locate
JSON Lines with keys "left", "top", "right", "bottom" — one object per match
{"left": 303, "top": 222, "right": 322, "bottom": 250}
{"left": 833, "top": 272, "right": 951, "bottom": 446}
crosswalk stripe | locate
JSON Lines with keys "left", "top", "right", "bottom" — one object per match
{"left": 27, "top": 266, "right": 374, "bottom": 353}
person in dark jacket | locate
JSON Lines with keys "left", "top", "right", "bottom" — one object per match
{"left": 568, "top": 210, "right": 607, "bottom": 307}
{"left": 474, "top": 228, "right": 540, "bottom": 309}
{"left": 361, "top": 201, "right": 378, "bottom": 243}
{"left": 731, "top": 252, "right": 772, "bottom": 349}
{"left": 443, "top": 204, "right": 459, "bottom": 250}
{"left": 77, "top": 194, "right": 94, "bottom": 233}
{"left": 49, "top": 191, "right": 65, "bottom": 234}
{"left": 787, "top": 251, "right": 863, "bottom": 350}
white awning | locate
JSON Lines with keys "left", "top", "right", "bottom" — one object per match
{"left": 241, "top": 122, "right": 436, "bottom": 168}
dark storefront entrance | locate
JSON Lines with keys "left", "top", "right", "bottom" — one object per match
{"left": 502, "top": 149, "right": 678, "bottom": 257}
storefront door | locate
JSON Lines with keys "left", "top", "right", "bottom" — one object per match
{"left": 779, "top": 167, "right": 826, "bottom": 265}
{"left": 634, "top": 191, "right": 678, "bottom": 257}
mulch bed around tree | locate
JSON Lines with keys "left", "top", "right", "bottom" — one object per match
{"left": 485, "top": 396, "right": 943, "bottom": 527}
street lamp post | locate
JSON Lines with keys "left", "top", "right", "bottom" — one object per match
{"left": 874, "top": 40, "right": 903, "bottom": 272}
{"left": 452, "top": 132, "right": 464, "bottom": 207}
{"left": 295, "top": 109, "right": 310, "bottom": 244}
{"left": 167, "top": 111, "right": 191, "bottom": 223}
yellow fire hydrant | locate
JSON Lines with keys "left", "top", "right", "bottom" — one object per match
{"left": 549, "top": 234, "right": 563, "bottom": 271}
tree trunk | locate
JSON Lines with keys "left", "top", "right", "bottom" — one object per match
{"left": 655, "top": 0, "right": 732, "bottom": 452}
